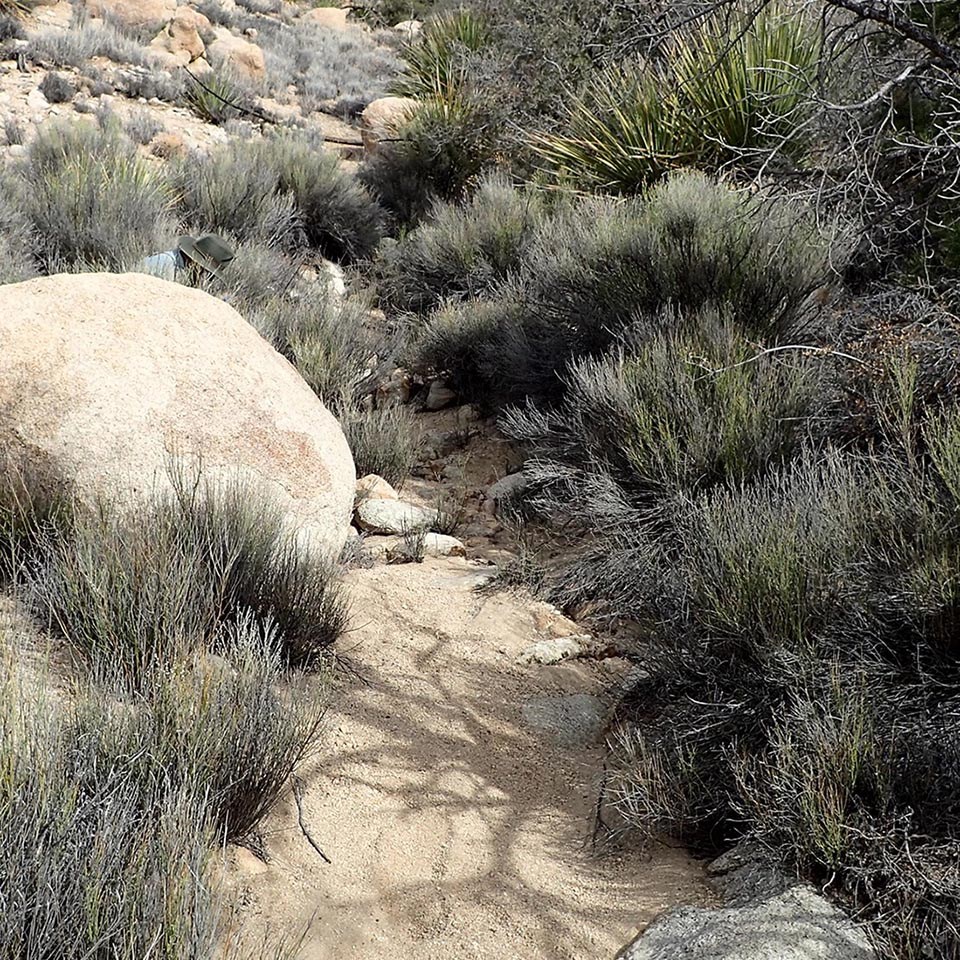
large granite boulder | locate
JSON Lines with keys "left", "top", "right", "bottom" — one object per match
{"left": 0, "top": 273, "right": 355, "bottom": 559}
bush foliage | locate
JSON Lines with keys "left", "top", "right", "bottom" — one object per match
{"left": 172, "top": 133, "right": 384, "bottom": 262}
{"left": 9, "top": 122, "right": 173, "bottom": 272}
{"left": 412, "top": 170, "right": 846, "bottom": 402}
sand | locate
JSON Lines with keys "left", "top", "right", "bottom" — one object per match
{"left": 229, "top": 558, "right": 711, "bottom": 959}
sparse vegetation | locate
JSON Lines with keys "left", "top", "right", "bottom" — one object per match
{"left": 5, "top": 0, "right": 960, "bottom": 955}
{"left": 7, "top": 121, "right": 174, "bottom": 272}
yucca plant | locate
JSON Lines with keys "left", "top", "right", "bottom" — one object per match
{"left": 181, "top": 71, "right": 253, "bottom": 125}
{"left": 390, "top": 8, "right": 491, "bottom": 101}
{"left": 535, "top": 2, "right": 819, "bottom": 192}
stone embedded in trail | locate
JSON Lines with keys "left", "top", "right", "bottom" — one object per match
{"left": 517, "top": 636, "right": 586, "bottom": 665}
{"left": 424, "top": 379, "right": 456, "bottom": 411}
{"left": 0, "top": 273, "right": 356, "bottom": 560}
{"left": 521, "top": 694, "right": 605, "bottom": 749}
{"left": 616, "top": 885, "right": 876, "bottom": 960}
{"left": 355, "top": 498, "right": 435, "bottom": 535}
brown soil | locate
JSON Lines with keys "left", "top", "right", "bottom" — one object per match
{"left": 228, "top": 558, "right": 711, "bottom": 959}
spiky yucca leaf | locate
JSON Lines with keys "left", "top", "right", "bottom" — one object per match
{"left": 390, "top": 8, "right": 490, "bottom": 101}
{"left": 536, "top": 2, "right": 819, "bottom": 192}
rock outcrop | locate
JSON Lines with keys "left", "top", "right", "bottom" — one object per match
{"left": 86, "top": 0, "right": 177, "bottom": 31}
{"left": 616, "top": 885, "right": 876, "bottom": 960}
{"left": 0, "top": 273, "right": 355, "bottom": 559}
{"left": 207, "top": 29, "right": 266, "bottom": 81}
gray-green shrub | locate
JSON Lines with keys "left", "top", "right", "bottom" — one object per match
{"left": 414, "top": 171, "right": 847, "bottom": 402}
{"left": 11, "top": 121, "right": 173, "bottom": 272}
{"left": 373, "top": 173, "right": 547, "bottom": 313}
{"left": 172, "top": 134, "right": 384, "bottom": 262}
{"left": 28, "top": 466, "right": 347, "bottom": 683}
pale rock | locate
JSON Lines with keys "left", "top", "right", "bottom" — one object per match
{"left": 86, "top": 0, "right": 176, "bottom": 30}
{"left": 393, "top": 19, "right": 422, "bottom": 38}
{"left": 355, "top": 498, "right": 435, "bottom": 535}
{"left": 424, "top": 380, "right": 456, "bottom": 411}
{"left": 381, "top": 532, "right": 466, "bottom": 562}
{"left": 321, "top": 258, "right": 346, "bottom": 297}
{"left": 356, "top": 474, "right": 399, "bottom": 502}
{"left": 207, "top": 32, "right": 265, "bottom": 81}
{"left": 302, "top": 6, "right": 348, "bottom": 29}
{"left": 149, "top": 6, "right": 208, "bottom": 65}
{"left": 0, "top": 273, "right": 356, "bottom": 561}
{"left": 360, "top": 95, "right": 418, "bottom": 155}
{"left": 616, "top": 885, "right": 875, "bottom": 960}
{"left": 516, "top": 636, "right": 585, "bottom": 666}
{"left": 418, "top": 532, "right": 465, "bottom": 557}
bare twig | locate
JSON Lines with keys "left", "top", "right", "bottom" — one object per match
{"left": 291, "top": 775, "right": 331, "bottom": 864}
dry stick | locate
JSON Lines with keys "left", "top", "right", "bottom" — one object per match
{"left": 292, "top": 775, "right": 332, "bottom": 864}
{"left": 179, "top": 67, "right": 403, "bottom": 147}
{"left": 180, "top": 66, "right": 357, "bottom": 141}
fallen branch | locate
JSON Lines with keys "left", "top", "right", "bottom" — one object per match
{"left": 292, "top": 775, "right": 331, "bottom": 864}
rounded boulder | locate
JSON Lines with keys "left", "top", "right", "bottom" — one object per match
{"left": 0, "top": 273, "right": 356, "bottom": 559}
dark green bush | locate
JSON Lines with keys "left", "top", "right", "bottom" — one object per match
{"left": 390, "top": 7, "right": 491, "bottom": 101}
{"left": 181, "top": 70, "right": 256, "bottom": 125}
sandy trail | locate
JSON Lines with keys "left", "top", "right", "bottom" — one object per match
{"left": 230, "top": 558, "right": 709, "bottom": 959}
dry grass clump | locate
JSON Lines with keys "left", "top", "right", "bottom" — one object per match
{"left": 0, "top": 453, "right": 336, "bottom": 956}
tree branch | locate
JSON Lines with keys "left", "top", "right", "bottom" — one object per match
{"left": 823, "top": 0, "right": 960, "bottom": 71}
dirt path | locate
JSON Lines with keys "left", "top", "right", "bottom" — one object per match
{"left": 230, "top": 557, "right": 709, "bottom": 959}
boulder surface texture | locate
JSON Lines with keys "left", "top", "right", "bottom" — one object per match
{"left": 0, "top": 273, "right": 355, "bottom": 559}
{"left": 616, "top": 886, "right": 875, "bottom": 960}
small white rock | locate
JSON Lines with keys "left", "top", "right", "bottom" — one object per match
{"left": 516, "top": 636, "right": 585, "bottom": 666}
{"left": 355, "top": 498, "right": 434, "bottom": 535}
{"left": 356, "top": 474, "right": 399, "bottom": 502}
